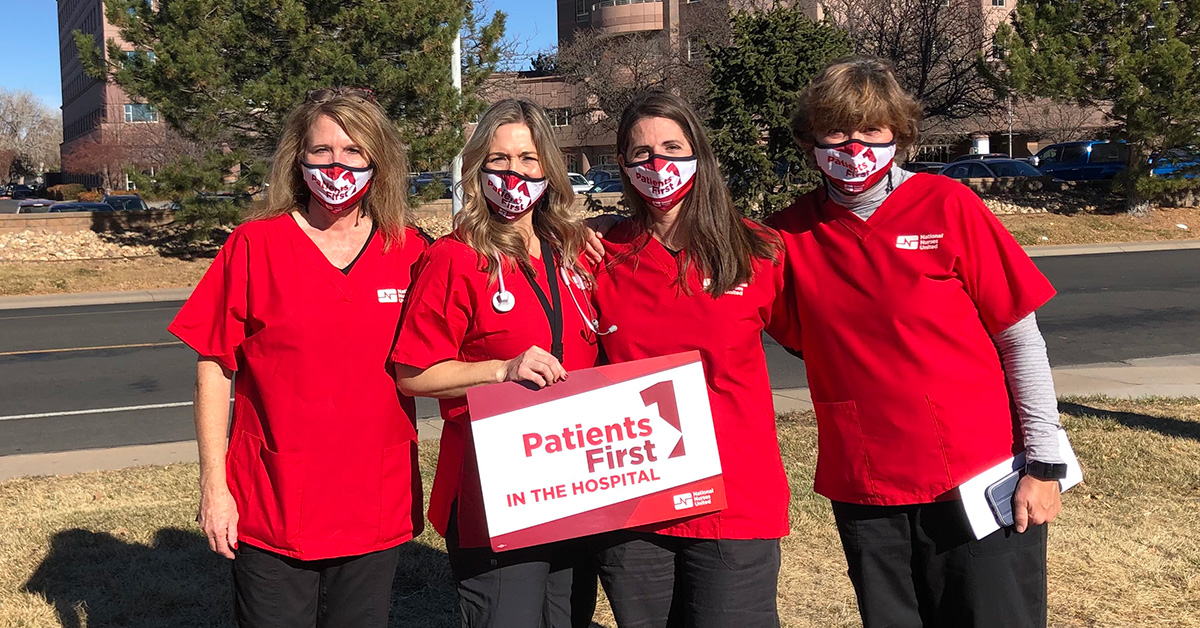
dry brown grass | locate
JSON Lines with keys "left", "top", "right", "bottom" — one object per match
{"left": 0, "top": 257, "right": 211, "bottom": 297}
{"left": 1, "top": 396, "right": 1198, "bottom": 627}
{"left": 1000, "top": 207, "right": 1200, "bottom": 247}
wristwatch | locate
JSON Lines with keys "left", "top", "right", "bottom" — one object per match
{"left": 1026, "top": 460, "right": 1069, "bottom": 480}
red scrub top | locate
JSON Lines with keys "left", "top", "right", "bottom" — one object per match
{"left": 390, "top": 235, "right": 601, "bottom": 547}
{"left": 765, "top": 174, "right": 1056, "bottom": 506}
{"left": 169, "top": 214, "right": 427, "bottom": 560}
{"left": 591, "top": 219, "right": 790, "bottom": 540}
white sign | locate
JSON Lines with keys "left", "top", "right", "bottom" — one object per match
{"left": 467, "top": 352, "right": 726, "bottom": 550}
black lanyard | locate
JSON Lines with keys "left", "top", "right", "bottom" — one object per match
{"left": 520, "top": 238, "right": 564, "bottom": 362}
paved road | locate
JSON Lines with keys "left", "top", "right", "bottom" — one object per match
{"left": 2, "top": 249, "right": 1198, "bottom": 456}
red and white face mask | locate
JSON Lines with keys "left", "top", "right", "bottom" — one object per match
{"left": 623, "top": 155, "right": 698, "bottom": 211}
{"left": 482, "top": 168, "right": 548, "bottom": 221}
{"left": 814, "top": 140, "right": 896, "bottom": 194}
{"left": 301, "top": 162, "right": 374, "bottom": 213}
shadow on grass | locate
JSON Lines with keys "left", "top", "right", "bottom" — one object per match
{"left": 1061, "top": 401, "right": 1200, "bottom": 442}
{"left": 22, "top": 528, "right": 461, "bottom": 628}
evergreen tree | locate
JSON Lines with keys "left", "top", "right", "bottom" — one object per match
{"left": 705, "top": 9, "right": 852, "bottom": 216}
{"left": 76, "top": 0, "right": 505, "bottom": 171}
{"left": 996, "top": 0, "right": 1200, "bottom": 213}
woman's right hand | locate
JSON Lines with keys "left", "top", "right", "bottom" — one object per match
{"left": 502, "top": 345, "right": 568, "bottom": 388}
{"left": 198, "top": 480, "right": 239, "bottom": 559}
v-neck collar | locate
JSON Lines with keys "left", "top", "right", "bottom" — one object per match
{"left": 819, "top": 175, "right": 924, "bottom": 242}
{"left": 285, "top": 213, "right": 378, "bottom": 299}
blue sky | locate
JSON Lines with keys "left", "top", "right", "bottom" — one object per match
{"left": 0, "top": 0, "right": 556, "bottom": 111}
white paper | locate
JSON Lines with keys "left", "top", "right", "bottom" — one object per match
{"left": 957, "top": 429, "right": 1083, "bottom": 539}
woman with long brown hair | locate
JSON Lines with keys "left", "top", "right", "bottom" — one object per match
{"left": 391, "top": 98, "right": 601, "bottom": 627}
{"left": 588, "top": 90, "right": 791, "bottom": 627}
{"left": 168, "top": 87, "right": 428, "bottom": 627}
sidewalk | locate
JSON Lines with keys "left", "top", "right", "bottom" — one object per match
{"left": 3, "top": 354, "right": 1197, "bottom": 482}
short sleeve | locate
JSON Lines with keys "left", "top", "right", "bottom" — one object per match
{"left": 391, "top": 242, "right": 474, "bottom": 369}
{"left": 167, "top": 229, "right": 250, "bottom": 371}
{"left": 952, "top": 188, "right": 1056, "bottom": 336}
{"left": 764, "top": 251, "right": 802, "bottom": 352}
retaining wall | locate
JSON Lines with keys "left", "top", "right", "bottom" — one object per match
{"left": 1, "top": 193, "right": 628, "bottom": 236}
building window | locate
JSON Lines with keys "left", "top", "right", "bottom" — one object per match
{"left": 124, "top": 103, "right": 159, "bottom": 123}
{"left": 686, "top": 37, "right": 703, "bottom": 62}
{"left": 991, "top": 41, "right": 1005, "bottom": 60}
{"left": 548, "top": 108, "right": 571, "bottom": 127}
{"left": 992, "top": 0, "right": 1004, "bottom": 5}
{"left": 576, "top": 0, "right": 588, "bottom": 21}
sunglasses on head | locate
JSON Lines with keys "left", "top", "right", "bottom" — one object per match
{"left": 305, "top": 87, "right": 376, "bottom": 104}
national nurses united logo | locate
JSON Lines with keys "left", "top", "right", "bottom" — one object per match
{"left": 377, "top": 288, "right": 406, "bottom": 303}
{"left": 896, "top": 234, "right": 944, "bottom": 251}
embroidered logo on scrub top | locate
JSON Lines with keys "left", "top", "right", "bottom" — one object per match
{"left": 377, "top": 288, "right": 406, "bottom": 303}
{"left": 700, "top": 279, "right": 749, "bottom": 296}
{"left": 896, "top": 234, "right": 944, "bottom": 251}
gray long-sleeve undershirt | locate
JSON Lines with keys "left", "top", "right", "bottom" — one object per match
{"left": 829, "top": 165, "right": 1063, "bottom": 463}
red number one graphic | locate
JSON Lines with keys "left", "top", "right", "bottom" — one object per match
{"left": 641, "top": 381, "right": 686, "bottom": 458}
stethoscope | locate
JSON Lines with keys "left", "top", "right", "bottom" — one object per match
{"left": 492, "top": 253, "right": 618, "bottom": 336}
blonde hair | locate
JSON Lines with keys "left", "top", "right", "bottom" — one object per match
{"left": 252, "top": 93, "right": 410, "bottom": 248}
{"left": 790, "top": 57, "right": 923, "bottom": 153}
{"left": 455, "top": 99, "right": 590, "bottom": 282}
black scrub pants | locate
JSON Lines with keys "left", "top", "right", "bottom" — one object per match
{"left": 831, "top": 500, "right": 1048, "bottom": 628}
{"left": 592, "top": 531, "right": 782, "bottom": 628}
{"left": 231, "top": 542, "right": 401, "bottom": 628}
{"left": 445, "top": 514, "right": 597, "bottom": 628}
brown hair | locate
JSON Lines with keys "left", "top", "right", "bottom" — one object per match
{"left": 455, "top": 99, "right": 591, "bottom": 282}
{"left": 616, "top": 91, "right": 779, "bottom": 297}
{"left": 252, "top": 93, "right": 409, "bottom": 248}
{"left": 790, "top": 56, "right": 923, "bottom": 153}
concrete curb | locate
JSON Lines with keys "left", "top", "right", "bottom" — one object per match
{"left": 1024, "top": 239, "right": 1200, "bottom": 258}
{"left": 0, "top": 287, "right": 194, "bottom": 311}
{"left": 1, "top": 239, "right": 1197, "bottom": 310}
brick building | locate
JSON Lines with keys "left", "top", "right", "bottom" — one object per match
{"left": 58, "top": 0, "right": 166, "bottom": 189}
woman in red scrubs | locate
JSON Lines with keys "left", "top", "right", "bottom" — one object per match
{"left": 391, "top": 99, "right": 600, "bottom": 628}
{"left": 589, "top": 91, "right": 790, "bottom": 627}
{"left": 767, "top": 57, "right": 1067, "bottom": 628}
{"left": 168, "top": 88, "right": 427, "bottom": 628}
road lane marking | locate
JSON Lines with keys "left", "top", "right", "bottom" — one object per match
{"left": 0, "top": 306, "right": 180, "bottom": 321}
{"left": 0, "top": 341, "right": 183, "bottom": 357}
{"left": 0, "top": 401, "right": 199, "bottom": 422}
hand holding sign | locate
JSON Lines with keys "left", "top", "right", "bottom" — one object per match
{"left": 467, "top": 352, "right": 725, "bottom": 551}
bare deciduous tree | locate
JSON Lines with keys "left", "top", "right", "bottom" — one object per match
{"left": 64, "top": 124, "right": 208, "bottom": 191}
{"left": 822, "top": 0, "right": 1002, "bottom": 130}
{"left": 0, "top": 89, "right": 62, "bottom": 179}
{"left": 555, "top": 0, "right": 729, "bottom": 141}
{"left": 1012, "top": 98, "right": 1107, "bottom": 145}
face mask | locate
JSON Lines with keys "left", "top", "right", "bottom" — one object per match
{"left": 623, "top": 155, "right": 698, "bottom": 211}
{"left": 482, "top": 168, "right": 548, "bottom": 221}
{"left": 301, "top": 161, "right": 374, "bottom": 213}
{"left": 814, "top": 140, "right": 896, "bottom": 194}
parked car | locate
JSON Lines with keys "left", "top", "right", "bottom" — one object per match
{"left": 902, "top": 161, "right": 946, "bottom": 174}
{"left": 1030, "top": 141, "right": 1127, "bottom": 180}
{"left": 939, "top": 159, "right": 1048, "bottom": 180}
{"left": 568, "top": 172, "right": 593, "bottom": 194}
{"left": 50, "top": 201, "right": 117, "bottom": 212}
{"left": 587, "top": 179, "right": 623, "bottom": 194}
{"left": 10, "top": 185, "right": 34, "bottom": 199}
{"left": 949, "top": 153, "right": 1009, "bottom": 162}
{"left": 15, "top": 199, "right": 54, "bottom": 213}
{"left": 585, "top": 164, "right": 621, "bottom": 184}
{"left": 103, "top": 194, "right": 150, "bottom": 211}
{"left": 1149, "top": 148, "right": 1200, "bottom": 179}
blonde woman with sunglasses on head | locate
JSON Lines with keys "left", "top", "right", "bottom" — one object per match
{"left": 169, "top": 87, "right": 428, "bottom": 627}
